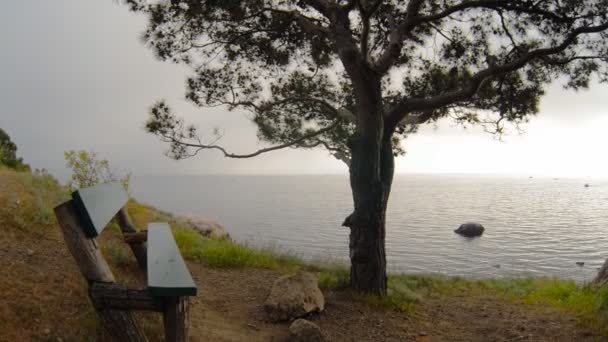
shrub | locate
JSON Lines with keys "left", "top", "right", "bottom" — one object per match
{"left": 64, "top": 150, "right": 131, "bottom": 192}
{"left": 0, "top": 128, "right": 29, "bottom": 171}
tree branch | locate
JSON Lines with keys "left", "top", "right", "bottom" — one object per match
{"left": 359, "top": 1, "right": 371, "bottom": 59}
{"left": 265, "top": 8, "right": 331, "bottom": 36}
{"left": 300, "top": 139, "right": 352, "bottom": 166}
{"left": 373, "top": 0, "right": 580, "bottom": 74}
{"left": 159, "top": 121, "right": 341, "bottom": 159}
{"left": 373, "top": 0, "right": 425, "bottom": 74}
{"left": 386, "top": 21, "right": 608, "bottom": 126}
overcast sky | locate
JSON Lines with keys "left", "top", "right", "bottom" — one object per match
{"left": 1, "top": 0, "right": 608, "bottom": 181}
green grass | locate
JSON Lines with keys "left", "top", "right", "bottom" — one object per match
{"left": 173, "top": 227, "right": 302, "bottom": 269}
{"left": 172, "top": 225, "right": 354, "bottom": 285}
{"left": 1, "top": 168, "right": 68, "bottom": 232}
{"left": 318, "top": 266, "right": 350, "bottom": 289}
{"left": 478, "top": 277, "right": 608, "bottom": 333}
{"left": 350, "top": 274, "right": 608, "bottom": 333}
{"left": 14, "top": 168, "right": 68, "bottom": 209}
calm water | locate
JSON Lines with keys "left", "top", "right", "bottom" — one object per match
{"left": 131, "top": 174, "right": 608, "bottom": 282}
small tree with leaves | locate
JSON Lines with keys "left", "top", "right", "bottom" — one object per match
{"left": 0, "top": 128, "right": 29, "bottom": 171}
{"left": 64, "top": 150, "right": 131, "bottom": 192}
{"left": 126, "top": 0, "right": 608, "bottom": 294}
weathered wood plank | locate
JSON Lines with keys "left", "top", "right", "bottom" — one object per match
{"left": 115, "top": 208, "right": 147, "bottom": 268}
{"left": 163, "top": 297, "right": 190, "bottom": 342}
{"left": 124, "top": 231, "right": 148, "bottom": 243}
{"left": 54, "top": 201, "right": 114, "bottom": 283}
{"left": 54, "top": 200, "right": 147, "bottom": 342}
{"left": 72, "top": 181, "right": 128, "bottom": 237}
{"left": 90, "top": 282, "right": 163, "bottom": 312}
{"left": 147, "top": 223, "right": 197, "bottom": 297}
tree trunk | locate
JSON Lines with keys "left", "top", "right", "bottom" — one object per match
{"left": 346, "top": 134, "right": 394, "bottom": 294}
{"left": 342, "top": 69, "right": 394, "bottom": 295}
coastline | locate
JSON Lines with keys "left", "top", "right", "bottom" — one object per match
{"left": 1, "top": 167, "right": 607, "bottom": 340}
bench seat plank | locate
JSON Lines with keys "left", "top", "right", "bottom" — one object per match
{"left": 147, "top": 223, "right": 197, "bottom": 297}
{"left": 72, "top": 182, "right": 129, "bottom": 237}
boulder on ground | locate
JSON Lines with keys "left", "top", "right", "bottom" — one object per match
{"left": 178, "top": 214, "right": 230, "bottom": 239}
{"left": 264, "top": 272, "right": 325, "bottom": 322}
{"left": 454, "top": 223, "right": 485, "bottom": 237}
{"left": 289, "top": 319, "right": 325, "bottom": 342}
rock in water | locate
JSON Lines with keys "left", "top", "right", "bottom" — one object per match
{"left": 289, "top": 319, "right": 325, "bottom": 342}
{"left": 178, "top": 214, "right": 230, "bottom": 239}
{"left": 454, "top": 223, "right": 485, "bottom": 237}
{"left": 264, "top": 272, "right": 325, "bottom": 322}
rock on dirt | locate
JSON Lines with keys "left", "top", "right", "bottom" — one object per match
{"left": 454, "top": 223, "right": 485, "bottom": 237}
{"left": 178, "top": 214, "right": 230, "bottom": 239}
{"left": 264, "top": 272, "right": 325, "bottom": 322}
{"left": 289, "top": 319, "right": 324, "bottom": 342}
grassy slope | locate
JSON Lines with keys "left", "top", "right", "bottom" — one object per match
{"left": 1, "top": 167, "right": 607, "bottom": 340}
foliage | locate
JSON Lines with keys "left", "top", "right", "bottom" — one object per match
{"left": 127, "top": 1, "right": 608, "bottom": 159}
{"left": 64, "top": 150, "right": 131, "bottom": 192}
{"left": 0, "top": 128, "right": 29, "bottom": 171}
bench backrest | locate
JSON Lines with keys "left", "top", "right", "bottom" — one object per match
{"left": 72, "top": 181, "right": 129, "bottom": 237}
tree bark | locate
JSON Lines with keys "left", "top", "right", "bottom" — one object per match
{"left": 343, "top": 69, "right": 394, "bottom": 295}
{"left": 346, "top": 136, "right": 394, "bottom": 294}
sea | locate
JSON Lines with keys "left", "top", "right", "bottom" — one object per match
{"left": 131, "top": 174, "right": 608, "bottom": 283}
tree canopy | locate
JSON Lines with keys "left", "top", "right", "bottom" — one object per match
{"left": 128, "top": 0, "right": 607, "bottom": 162}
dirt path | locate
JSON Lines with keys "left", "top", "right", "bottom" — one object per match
{"left": 183, "top": 262, "right": 598, "bottom": 342}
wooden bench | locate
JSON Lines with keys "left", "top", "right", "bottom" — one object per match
{"left": 54, "top": 181, "right": 197, "bottom": 342}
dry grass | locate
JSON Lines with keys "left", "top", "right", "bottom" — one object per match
{"left": 0, "top": 169, "right": 166, "bottom": 341}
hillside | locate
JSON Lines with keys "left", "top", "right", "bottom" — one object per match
{"left": 0, "top": 168, "right": 605, "bottom": 341}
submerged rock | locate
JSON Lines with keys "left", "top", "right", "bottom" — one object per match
{"left": 178, "top": 214, "right": 230, "bottom": 239}
{"left": 454, "top": 223, "right": 485, "bottom": 237}
{"left": 264, "top": 271, "right": 325, "bottom": 322}
{"left": 289, "top": 319, "right": 325, "bottom": 342}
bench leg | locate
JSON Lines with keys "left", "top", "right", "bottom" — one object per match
{"left": 163, "top": 297, "right": 190, "bottom": 342}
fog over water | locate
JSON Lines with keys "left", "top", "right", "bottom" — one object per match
{"left": 132, "top": 174, "right": 608, "bottom": 282}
